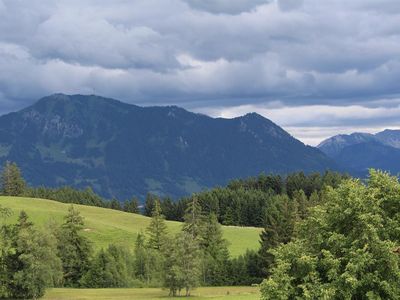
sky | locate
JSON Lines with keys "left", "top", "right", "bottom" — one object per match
{"left": 1, "top": 0, "right": 400, "bottom": 145}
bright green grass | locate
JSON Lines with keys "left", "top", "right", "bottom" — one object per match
{"left": 44, "top": 286, "right": 260, "bottom": 300}
{"left": 0, "top": 196, "right": 261, "bottom": 257}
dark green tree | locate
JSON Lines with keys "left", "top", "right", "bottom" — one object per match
{"left": 144, "top": 193, "right": 159, "bottom": 216}
{"left": 146, "top": 200, "right": 168, "bottom": 251}
{"left": 123, "top": 197, "right": 140, "bottom": 213}
{"left": 0, "top": 211, "right": 62, "bottom": 299}
{"left": 0, "top": 161, "right": 26, "bottom": 196}
{"left": 110, "top": 198, "right": 122, "bottom": 210}
{"left": 200, "top": 213, "right": 230, "bottom": 285}
{"left": 57, "top": 206, "right": 92, "bottom": 287}
{"left": 259, "top": 194, "right": 297, "bottom": 276}
{"left": 183, "top": 196, "right": 204, "bottom": 239}
{"left": 81, "top": 245, "right": 135, "bottom": 288}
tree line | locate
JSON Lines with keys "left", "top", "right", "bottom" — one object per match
{"left": 144, "top": 171, "right": 349, "bottom": 226}
{"left": 0, "top": 161, "right": 348, "bottom": 228}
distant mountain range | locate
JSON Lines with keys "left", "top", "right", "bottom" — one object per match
{"left": 0, "top": 94, "right": 335, "bottom": 199}
{"left": 318, "top": 130, "right": 400, "bottom": 176}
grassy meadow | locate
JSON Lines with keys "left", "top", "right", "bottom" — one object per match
{"left": 0, "top": 196, "right": 262, "bottom": 257}
{"left": 44, "top": 286, "right": 260, "bottom": 300}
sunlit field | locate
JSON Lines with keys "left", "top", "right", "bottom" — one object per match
{"left": 44, "top": 286, "right": 260, "bottom": 300}
{"left": 0, "top": 196, "right": 261, "bottom": 257}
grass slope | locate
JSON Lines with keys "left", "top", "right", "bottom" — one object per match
{"left": 44, "top": 286, "right": 259, "bottom": 300}
{"left": 0, "top": 196, "right": 261, "bottom": 257}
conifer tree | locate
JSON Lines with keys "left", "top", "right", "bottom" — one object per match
{"left": 57, "top": 206, "right": 92, "bottom": 287}
{"left": 146, "top": 200, "right": 168, "bottom": 251}
{"left": 0, "top": 211, "right": 62, "bottom": 299}
{"left": 124, "top": 197, "right": 140, "bottom": 213}
{"left": 0, "top": 161, "right": 26, "bottom": 196}
{"left": 200, "top": 213, "right": 230, "bottom": 285}
{"left": 259, "top": 195, "right": 297, "bottom": 275}
{"left": 183, "top": 196, "right": 204, "bottom": 239}
{"left": 144, "top": 193, "right": 158, "bottom": 216}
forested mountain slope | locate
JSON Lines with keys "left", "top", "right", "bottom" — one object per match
{"left": 0, "top": 94, "right": 335, "bottom": 199}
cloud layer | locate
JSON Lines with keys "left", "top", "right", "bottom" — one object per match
{"left": 0, "top": 0, "right": 400, "bottom": 144}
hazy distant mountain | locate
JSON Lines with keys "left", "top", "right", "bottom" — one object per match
{"left": 375, "top": 129, "right": 400, "bottom": 149}
{"left": 317, "top": 132, "right": 376, "bottom": 158}
{"left": 318, "top": 130, "right": 400, "bottom": 176}
{"left": 0, "top": 94, "right": 335, "bottom": 199}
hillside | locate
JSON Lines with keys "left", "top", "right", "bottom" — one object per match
{"left": 0, "top": 196, "right": 261, "bottom": 257}
{"left": 0, "top": 94, "right": 335, "bottom": 200}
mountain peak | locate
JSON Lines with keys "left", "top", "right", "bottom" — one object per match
{"left": 318, "top": 132, "right": 376, "bottom": 158}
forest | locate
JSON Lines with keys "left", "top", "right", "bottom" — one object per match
{"left": 0, "top": 161, "right": 399, "bottom": 299}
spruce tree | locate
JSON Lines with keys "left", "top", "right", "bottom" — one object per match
{"left": 200, "top": 213, "right": 230, "bottom": 285}
{"left": 183, "top": 196, "right": 204, "bottom": 239}
{"left": 57, "top": 206, "right": 92, "bottom": 287}
{"left": 259, "top": 195, "right": 297, "bottom": 276}
{"left": 0, "top": 161, "right": 26, "bottom": 196}
{"left": 144, "top": 193, "right": 158, "bottom": 216}
{"left": 146, "top": 200, "right": 168, "bottom": 251}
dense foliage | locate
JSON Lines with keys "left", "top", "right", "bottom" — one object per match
{"left": 0, "top": 161, "right": 26, "bottom": 196}
{"left": 261, "top": 170, "right": 400, "bottom": 299}
{"left": 0, "top": 211, "right": 62, "bottom": 299}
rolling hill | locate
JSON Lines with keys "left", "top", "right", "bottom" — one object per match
{"left": 0, "top": 196, "right": 261, "bottom": 257}
{"left": 0, "top": 94, "right": 335, "bottom": 200}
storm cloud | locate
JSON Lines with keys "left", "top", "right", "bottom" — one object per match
{"left": 0, "top": 0, "right": 400, "bottom": 144}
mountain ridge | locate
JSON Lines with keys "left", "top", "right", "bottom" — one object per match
{"left": 0, "top": 94, "right": 336, "bottom": 200}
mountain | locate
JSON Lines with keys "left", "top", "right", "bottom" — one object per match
{"left": 318, "top": 130, "right": 400, "bottom": 176}
{"left": 375, "top": 129, "right": 400, "bottom": 149}
{"left": 317, "top": 132, "right": 376, "bottom": 158}
{"left": 0, "top": 94, "right": 335, "bottom": 199}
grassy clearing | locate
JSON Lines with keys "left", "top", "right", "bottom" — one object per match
{"left": 43, "top": 286, "right": 260, "bottom": 300}
{"left": 0, "top": 196, "right": 261, "bottom": 257}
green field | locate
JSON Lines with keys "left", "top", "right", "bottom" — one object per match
{"left": 44, "top": 287, "right": 260, "bottom": 300}
{"left": 0, "top": 196, "right": 261, "bottom": 257}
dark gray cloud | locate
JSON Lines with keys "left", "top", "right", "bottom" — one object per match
{"left": 0, "top": 0, "right": 400, "bottom": 143}
{"left": 183, "top": 0, "right": 269, "bottom": 14}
